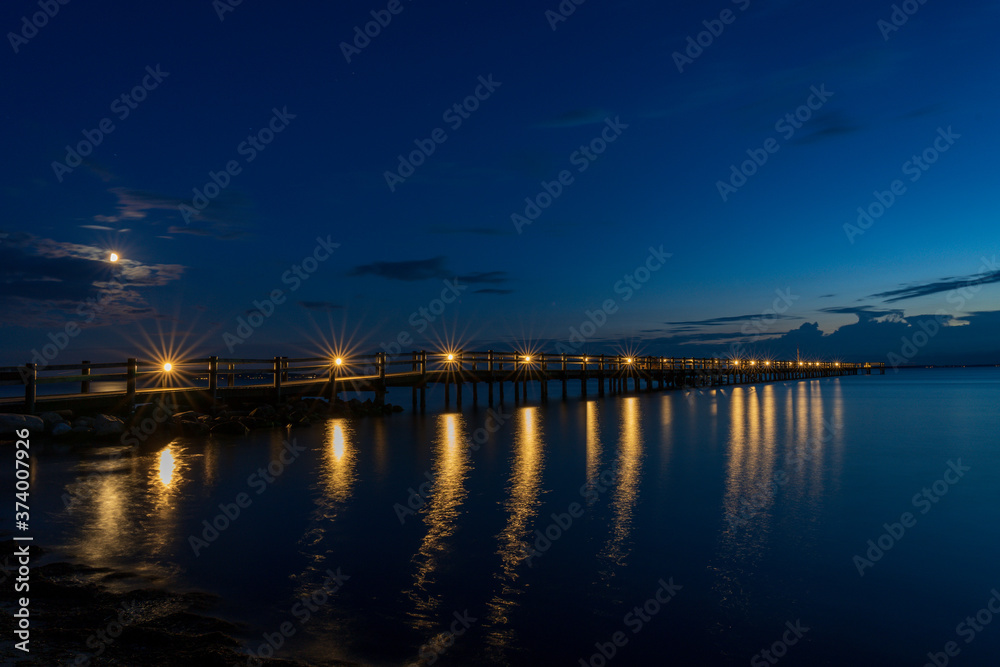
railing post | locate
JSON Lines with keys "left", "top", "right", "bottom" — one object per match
{"left": 81, "top": 360, "right": 91, "bottom": 394}
{"left": 598, "top": 354, "right": 605, "bottom": 396}
{"left": 24, "top": 364, "right": 36, "bottom": 414}
{"left": 126, "top": 358, "right": 137, "bottom": 410}
{"left": 227, "top": 362, "right": 235, "bottom": 387}
{"left": 488, "top": 350, "right": 494, "bottom": 406}
{"left": 330, "top": 359, "right": 339, "bottom": 402}
{"left": 412, "top": 351, "right": 418, "bottom": 410}
{"left": 208, "top": 356, "right": 218, "bottom": 405}
{"left": 273, "top": 356, "right": 282, "bottom": 402}
{"left": 377, "top": 352, "right": 387, "bottom": 405}
{"left": 419, "top": 351, "right": 427, "bottom": 412}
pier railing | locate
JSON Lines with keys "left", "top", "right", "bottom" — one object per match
{"left": 0, "top": 352, "right": 885, "bottom": 414}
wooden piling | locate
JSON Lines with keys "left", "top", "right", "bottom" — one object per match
{"left": 126, "top": 358, "right": 137, "bottom": 410}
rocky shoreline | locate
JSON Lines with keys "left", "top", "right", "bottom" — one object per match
{"left": 0, "top": 540, "right": 356, "bottom": 666}
{"left": 0, "top": 396, "right": 404, "bottom": 444}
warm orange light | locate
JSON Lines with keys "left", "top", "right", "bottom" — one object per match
{"left": 750, "top": 360, "right": 756, "bottom": 365}
{"left": 163, "top": 363, "right": 173, "bottom": 372}
{"left": 109, "top": 252, "right": 119, "bottom": 262}
{"left": 766, "top": 361, "right": 771, "bottom": 366}
{"left": 447, "top": 354, "right": 454, "bottom": 361}
{"left": 524, "top": 356, "right": 531, "bottom": 363}
{"left": 334, "top": 357, "right": 343, "bottom": 366}
{"left": 625, "top": 358, "right": 633, "bottom": 364}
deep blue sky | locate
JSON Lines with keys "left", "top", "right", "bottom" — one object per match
{"left": 2, "top": 0, "right": 999, "bottom": 366}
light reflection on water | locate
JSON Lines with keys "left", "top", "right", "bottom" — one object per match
{"left": 407, "top": 413, "right": 471, "bottom": 629}
{"left": 600, "top": 396, "right": 644, "bottom": 568}
{"left": 24, "top": 371, "right": 997, "bottom": 666}
{"left": 484, "top": 406, "right": 544, "bottom": 655}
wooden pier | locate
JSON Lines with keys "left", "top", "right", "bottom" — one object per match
{"left": 0, "top": 352, "right": 885, "bottom": 416}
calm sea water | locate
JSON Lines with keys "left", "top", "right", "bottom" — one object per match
{"left": 8, "top": 368, "right": 1000, "bottom": 666}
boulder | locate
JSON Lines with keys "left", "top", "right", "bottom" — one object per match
{"left": 93, "top": 414, "right": 125, "bottom": 437}
{"left": 249, "top": 405, "right": 277, "bottom": 419}
{"left": 51, "top": 422, "right": 72, "bottom": 437}
{"left": 391, "top": 405, "right": 404, "bottom": 413}
{"left": 40, "top": 411, "right": 64, "bottom": 428}
{"left": 0, "top": 414, "right": 45, "bottom": 436}
{"left": 72, "top": 416, "right": 95, "bottom": 428}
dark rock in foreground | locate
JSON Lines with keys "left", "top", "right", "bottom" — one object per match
{"left": 0, "top": 540, "right": 356, "bottom": 666}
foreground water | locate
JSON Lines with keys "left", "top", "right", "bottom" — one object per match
{"left": 9, "top": 369, "right": 1000, "bottom": 665}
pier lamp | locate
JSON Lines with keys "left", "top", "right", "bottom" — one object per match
{"left": 625, "top": 358, "right": 633, "bottom": 364}
{"left": 523, "top": 356, "right": 531, "bottom": 363}
{"left": 160, "top": 362, "right": 174, "bottom": 388}
{"left": 750, "top": 360, "right": 756, "bottom": 366}
{"left": 835, "top": 362, "right": 840, "bottom": 367}
{"left": 109, "top": 252, "right": 119, "bottom": 262}
{"left": 447, "top": 354, "right": 455, "bottom": 362}
{"left": 765, "top": 361, "right": 771, "bottom": 366}
{"left": 334, "top": 357, "right": 343, "bottom": 367}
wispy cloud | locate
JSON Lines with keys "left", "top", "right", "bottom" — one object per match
{"left": 868, "top": 264, "right": 1000, "bottom": 303}
{"left": 664, "top": 313, "right": 801, "bottom": 327}
{"left": 348, "top": 256, "right": 448, "bottom": 281}
{"left": 0, "top": 232, "right": 185, "bottom": 327}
